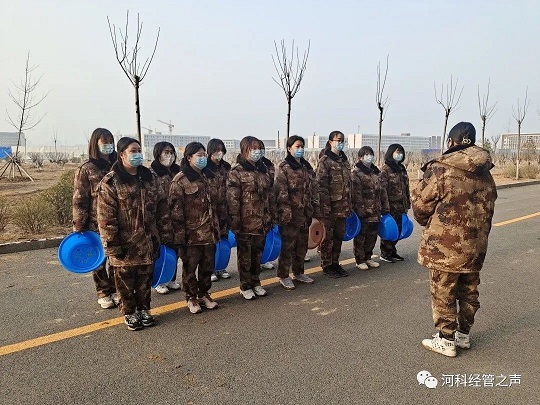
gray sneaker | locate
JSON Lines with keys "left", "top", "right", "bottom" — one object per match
{"left": 279, "top": 277, "right": 296, "bottom": 290}
{"left": 292, "top": 274, "right": 314, "bottom": 284}
{"left": 455, "top": 331, "right": 471, "bottom": 349}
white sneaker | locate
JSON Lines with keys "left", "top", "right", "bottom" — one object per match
{"left": 199, "top": 294, "right": 218, "bottom": 309}
{"left": 356, "top": 262, "right": 369, "bottom": 270}
{"left": 261, "top": 262, "right": 274, "bottom": 269}
{"left": 455, "top": 331, "right": 471, "bottom": 349}
{"left": 304, "top": 256, "right": 311, "bottom": 262}
{"left": 187, "top": 298, "right": 202, "bottom": 314}
{"left": 167, "top": 280, "right": 182, "bottom": 290}
{"left": 366, "top": 260, "right": 380, "bottom": 268}
{"left": 220, "top": 270, "right": 231, "bottom": 279}
{"left": 211, "top": 274, "right": 218, "bottom": 282}
{"left": 97, "top": 296, "right": 114, "bottom": 309}
{"left": 240, "top": 289, "right": 256, "bottom": 300}
{"left": 111, "top": 292, "right": 121, "bottom": 306}
{"left": 154, "top": 284, "right": 169, "bottom": 294}
{"left": 422, "top": 333, "right": 457, "bottom": 357}
{"left": 253, "top": 286, "right": 267, "bottom": 296}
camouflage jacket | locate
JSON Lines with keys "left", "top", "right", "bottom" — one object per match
{"left": 352, "top": 162, "right": 390, "bottom": 222}
{"left": 274, "top": 154, "right": 318, "bottom": 226}
{"left": 97, "top": 163, "right": 172, "bottom": 267}
{"left": 206, "top": 159, "right": 232, "bottom": 235}
{"left": 380, "top": 160, "right": 411, "bottom": 214}
{"left": 315, "top": 150, "right": 352, "bottom": 219}
{"left": 149, "top": 160, "right": 181, "bottom": 200}
{"left": 261, "top": 156, "right": 276, "bottom": 188}
{"left": 412, "top": 145, "right": 497, "bottom": 273}
{"left": 169, "top": 165, "right": 222, "bottom": 246}
{"left": 227, "top": 156, "right": 273, "bottom": 235}
{"left": 72, "top": 158, "right": 114, "bottom": 232}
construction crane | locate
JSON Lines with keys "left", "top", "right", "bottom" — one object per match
{"left": 142, "top": 126, "right": 154, "bottom": 134}
{"left": 157, "top": 120, "right": 174, "bottom": 135}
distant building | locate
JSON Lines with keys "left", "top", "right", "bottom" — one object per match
{"left": 0, "top": 132, "right": 25, "bottom": 147}
{"left": 500, "top": 133, "right": 540, "bottom": 151}
{"left": 347, "top": 133, "right": 442, "bottom": 152}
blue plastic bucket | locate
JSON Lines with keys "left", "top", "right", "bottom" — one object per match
{"left": 152, "top": 245, "right": 177, "bottom": 288}
{"left": 260, "top": 226, "right": 277, "bottom": 264}
{"left": 267, "top": 226, "right": 282, "bottom": 262}
{"left": 214, "top": 239, "right": 232, "bottom": 271}
{"left": 378, "top": 214, "right": 399, "bottom": 241}
{"left": 228, "top": 230, "right": 237, "bottom": 248}
{"left": 343, "top": 212, "right": 361, "bottom": 241}
{"left": 399, "top": 213, "right": 414, "bottom": 239}
{"left": 58, "top": 231, "right": 105, "bottom": 273}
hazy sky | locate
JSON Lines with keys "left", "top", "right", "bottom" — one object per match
{"left": 2, "top": 0, "right": 540, "bottom": 147}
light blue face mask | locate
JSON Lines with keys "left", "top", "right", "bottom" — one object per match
{"left": 194, "top": 156, "right": 207, "bottom": 169}
{"left": 293, "top": 148, "right": 305, "bottom": 159}
{"left": 334, "top": 142, "right": 345, "bottom": 152}
{"left": 127, "top": 153, "right": 144, "bottom": 167}
{"left": 250, "top": 149, "right": 263, "bottom": 162}
{"left": 393, "top": 153, "right": 404, "bottom": 162}
{"left": 99, "top": 144, "right": 114, "bottom": 155}
{"left": 363, "top": 154, "right": 374, "bottom": 164}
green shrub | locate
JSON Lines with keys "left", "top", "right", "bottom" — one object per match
{"left": 0, "top": 197, "right": 8, "bottom": 232}
{"left": 12, "top": 196, "right": 53, "bottom": 234}
{"left": 502, "top": 163, "right": 540, "bottom": 179}
{"left": 42, "top": 170, "right": 75, "bottom": 226}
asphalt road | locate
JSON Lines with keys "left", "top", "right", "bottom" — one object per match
{"left": 1, "top": 184, "right": 539, "bottom": 405}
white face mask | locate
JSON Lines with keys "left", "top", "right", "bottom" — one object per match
{"left": 213, "top": 151, "right": 224, "bottom": 161}
{"left": 160, "top": 153, "right": 174, "bottom": 167}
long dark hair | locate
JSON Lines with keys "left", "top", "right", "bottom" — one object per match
{"left": 323, "top": 130, "right": 344, "bottom": 152}
{"left": 181, "top": 142, "right": 206, "bottom": 166}
{"left": 153, "top": 141, "right": 177, "bottom": 162}
{"left": 238, "top": 136, "right": 260, "bottom": 162}
{"left": 207, "top": 138, "right": 227, "bottom": 157}
{"left": 88, "top": 128, "right": 116, "bottom": 160}
{"left": 358, "top": 146, "right": 374, "bottom": 159}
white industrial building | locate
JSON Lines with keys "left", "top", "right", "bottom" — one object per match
{"left": 0, "top": 132, "right": 26, "bottom": 147}
{"left": 305, "top": 133, "right": 441, "bottom": 151}
{"left": 500, "top": 133, "right": 540, "bottom": 151}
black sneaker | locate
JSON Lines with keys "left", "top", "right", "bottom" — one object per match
{"left": 380, "top": 255, "right": 397, "bottom": 263}
{"left": 138, "top": 310, "right": 156, "bottom": 327}
{"left": 392, "top": 254, "right": 405, "bottom": 261}
{"left": 323, "top": 265, "right": 341, "bottom": 278}
{"left": 124, "top": 314, "right": 143, "bottom": 331}
{"left": 334, "top": 264, "right": 349, "bottom": 277}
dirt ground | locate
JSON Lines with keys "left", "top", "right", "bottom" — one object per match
{"left": 0, "top": 161, "right": 533, "bottom": 244}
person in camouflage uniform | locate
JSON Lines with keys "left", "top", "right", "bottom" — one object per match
{"left": 72, "top": 128, "right": 118, "bottom": 309}
{"left": 412, "top": 122, "right": 497, "bottom": 357}
{"left": 379, "top": 144, "right": 411, "bottom": 263}
{"left": 169, "top": 142, "right": 223, "bottom": 314}
{"left": 315, "top": 131, "right": 352, "bottom": 278}
{"left": 149, "top": 141, "right": 181, "bottom": 294}
{"left": 259, "top": 139, "right": 277, "bottom": 271}
{"left": 206, "top": 138, "right": 232, "bottom": 281}
{"left": 352, "top": 146, "right": 389, "bottom": 270}
{"left": 227, "top": 136, "right": 273, "bottom": 300}
{"left": 275, "top": 135, "right": 318, "bottom": 289}
{"left": 97, "top": 137, "right": 172, "bottom": 331}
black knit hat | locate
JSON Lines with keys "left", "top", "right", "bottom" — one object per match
{"left": 448, "top": 122, "right": 476, "bottom": 145}
{"left": 117, "top": 137, "right": 140, "bottom": 153}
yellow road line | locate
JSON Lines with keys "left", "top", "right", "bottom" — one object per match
{"left": 0, "top": 258, "right": 355, "bottom": 357}
{"left": 493, "top": 211, "right": 540, "bottom": 227}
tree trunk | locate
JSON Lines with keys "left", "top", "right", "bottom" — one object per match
{"left": 135, "top": 75, "right": 142, "bottom": 143}
{"left": 516, "top": 123, "right": 521, "bottom": 180}
{"left": 481, "top": 119, "right": 486, "bottom": 148}
{"left": 286, "top": 96, "right": 292, "bottom": 139}
{"left": 441, "top": 114, "right": 449, "bottom": 155}
{"left": 378, "top": 110, "right": 383, "bottom": 163}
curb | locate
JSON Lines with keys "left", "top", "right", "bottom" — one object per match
{"left": 1, "top": 180, "right": 539, "bottom": 256}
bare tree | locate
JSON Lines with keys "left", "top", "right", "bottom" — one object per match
{"left": 52, "top": 129, "right": 58, "bottom": 154}
{"left": 477, "top": 79, "right": 497, "bottom": 147}
{"left": 490, "top": 133, "right": 501, "bottom": 154}
{"left": 434, "top": 75, "right": 464, "bottom": 154}
{"left": 107, "top": 11, "right": 160, "bottom": 142}
{"left": 1, "top": 52, "right": 48, "bottom": 181}
{"left": 376, "top": 55, "right": 390, "bottom": 162}
{"left": 272, "top": 40, "right": 310, "bottom": 139}
{"left": 511, "top": 87, "right": 530, "bottom": 180}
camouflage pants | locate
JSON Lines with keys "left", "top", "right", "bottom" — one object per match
{"left": 236, "top": 234, "right": 266, "bottom": 291}
{"left": 277, "top": 223, "right": 309, "bottom": 278}
{"left": 319, "top": 218, "right": 346, "bottom": 268}
{"left": 353, "top": 221, "right": 379, "bottom": 263}
{"left": 92, "top": 258, "right": 116, "bottom": 298}
{"left": 429, "top": 269, "right": 481, "bottom": 338}
{"left": 380, "top": 212, "right": 402, "bottom": 258}
{"left": 180, "top": 244, "right": 215, "bottom": 300}
{"left": 113, "top": 264, "right": 153, "bottom": 315}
